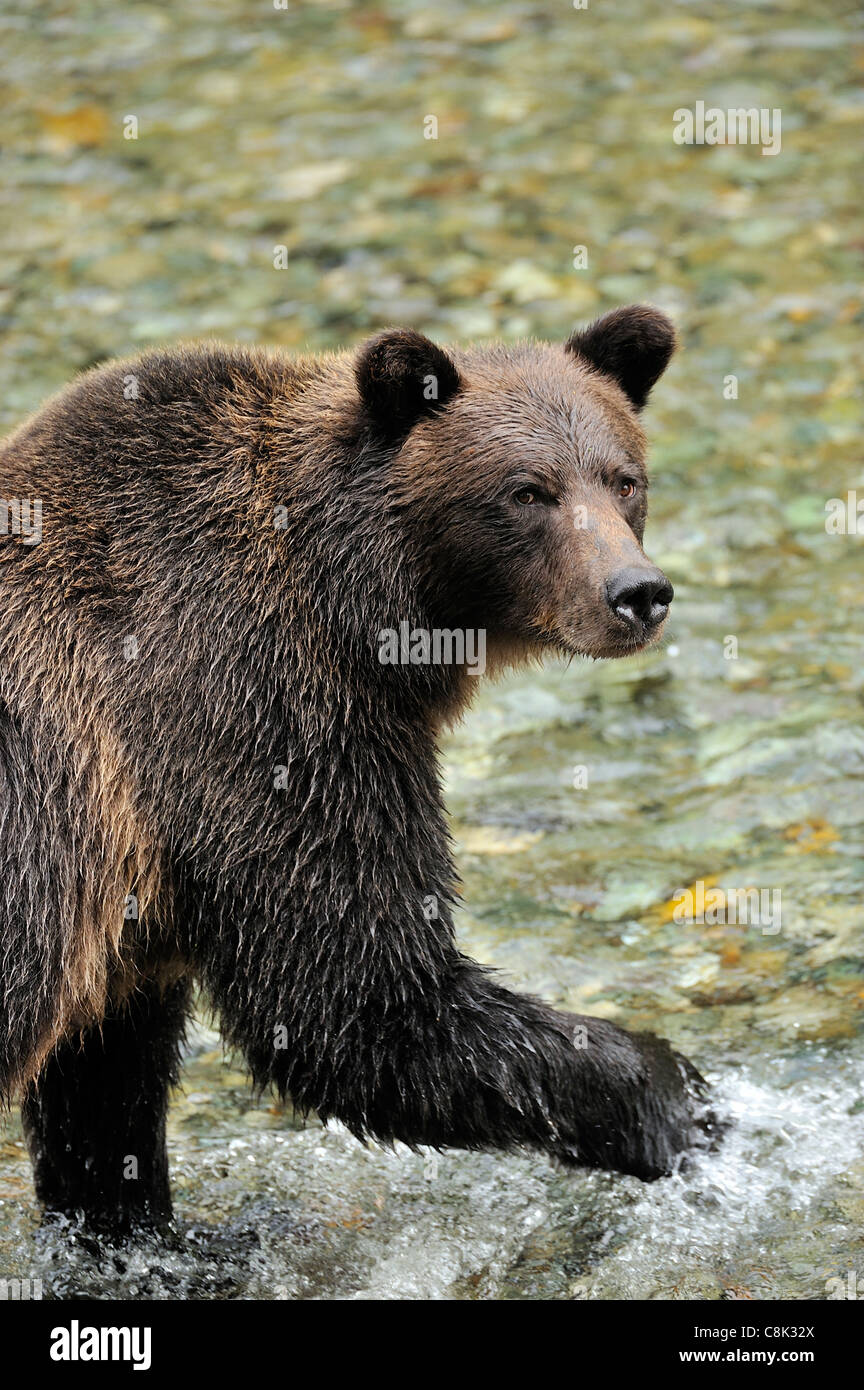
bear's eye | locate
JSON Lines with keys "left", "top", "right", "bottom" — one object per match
{"left": 513, "top": 489, "right": 555, "bottom": 511}
{"left": 618, "top": 478, "right": 638, "bottom": 500}
{"left": 511, "top": 483, "right": 557, "bottom": 508}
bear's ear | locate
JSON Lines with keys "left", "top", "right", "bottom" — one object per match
{"left": 355, "top": 329, "right": 461, "bottom": 437}
{"left": 566, "top": 305, "right": 676, "bottom": 410}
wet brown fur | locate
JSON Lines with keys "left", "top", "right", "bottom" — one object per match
{"left": 0, "top": 321, "right": 665, "bottom": 1089}
{"left": 0, "top": 309, "right": 718, "bottom": 1227}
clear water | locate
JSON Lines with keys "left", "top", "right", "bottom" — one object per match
{"left": 0, "top": 0, "right": 862, "bottom": 1298}
{"left": 2, "top": 1034, "right": 863, "bottom": 1299}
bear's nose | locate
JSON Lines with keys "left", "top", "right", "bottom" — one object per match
{"left": 606, "top": 566, "right": 674, "bottom": 630}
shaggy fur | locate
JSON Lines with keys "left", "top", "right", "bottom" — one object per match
{"left": 0, "top": 305, "right": 715, "bottom": 1229}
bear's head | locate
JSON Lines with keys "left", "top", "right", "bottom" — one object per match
{"left": 354, "top": 305, "right": 676, "bottom": 664}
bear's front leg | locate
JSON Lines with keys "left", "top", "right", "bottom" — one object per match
{"left": 351, "top": 973, "right": 719, "bottom": 1179}
{"left": 216, "top": 925, "right": 716, "bottom": 1180}
{"left": 195, "top": 767, "right": 718, "bottom": 1182}
{"left": 369, "top": 967, "right": 718, "bottom": 1180}
{"left": 22, "top": 978, "right": 190, "bottom": 1234}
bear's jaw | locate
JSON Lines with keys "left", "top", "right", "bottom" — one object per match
{"left": 572, "top": 622, "right": 670, "bottom": 661}
{"left": 468, "top": 624, "right": 665, "bottom": 676}
{"left": 526, "top": 610, "right": 670, "bottom": 663}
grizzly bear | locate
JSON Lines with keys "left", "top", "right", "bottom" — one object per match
{"left": 0, "top": 304, "right": 715, "bottom": 1232}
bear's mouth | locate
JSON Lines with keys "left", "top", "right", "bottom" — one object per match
{"left": 556, "top": 615, "right": 669, "bottom": 661}
{"left": 593, "top": 632, "right": 662, "bottom": 659}
{"left": 526, "top": 602, "right": 670, "bottom": 663}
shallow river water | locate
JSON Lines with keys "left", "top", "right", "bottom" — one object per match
{"left": 0, "top": 0, "right": 862, "bottom": 1298}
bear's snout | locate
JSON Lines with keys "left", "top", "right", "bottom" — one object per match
{"left": 605, "top": 565, "right": 673, "bottom": 636}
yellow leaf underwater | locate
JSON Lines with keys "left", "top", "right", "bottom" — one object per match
{"left": 782, "top": 819, "right": 838, "bottom": 853}
{"left": 39, "top": 103, "right": 110, "bottom": 150}
{"left": 644, "top": 875, "right": 720, "bottom": 926}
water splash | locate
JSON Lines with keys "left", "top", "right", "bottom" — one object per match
{"left": 1, "top": 1043, "right": 861, "bottom": 1300}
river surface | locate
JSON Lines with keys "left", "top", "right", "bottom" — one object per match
{"left": 0, "top": 0, "right": 862, "bottom": 1298}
